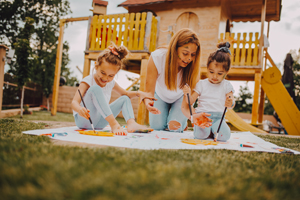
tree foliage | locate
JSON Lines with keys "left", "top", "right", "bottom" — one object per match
{"left": 233, "top": 84, "right": 253, "bottom": 113}
{"left": 0, "top": 0, "right": 77, "bottom": 99}
{"left": 126, "top": 75, "right": 140, "bottom": 91}
{"left": 291, "top": 49, "right": 300, "bottom": 110}
{"left": 9, "top": 17, "right": 35, "bottom": 89}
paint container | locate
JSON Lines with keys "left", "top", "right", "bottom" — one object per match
{"left": 240, "top": 144, "right": 254, "bottom": 148}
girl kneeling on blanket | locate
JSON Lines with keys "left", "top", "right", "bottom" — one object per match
{"left": 71, "top": 44, "right": 155, "bottom": 136}
{"left": 182, "top": 42, "right": 235, "bottom": 141}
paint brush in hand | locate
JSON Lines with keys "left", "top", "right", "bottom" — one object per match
{"left": 214, "top": 107, "right": 227, "bottom": 142}
{"left": 78, "top": 89, "right": 96, "bottom": 133}
{"left": 187, "top": 93, "right": 193, "bottom": 124}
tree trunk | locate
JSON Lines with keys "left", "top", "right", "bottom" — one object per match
{"left": 47, "top": 98, "right": 50, "bottom": 111}
{"left": 20, "top": 86, "right": 24, "bottom": 118}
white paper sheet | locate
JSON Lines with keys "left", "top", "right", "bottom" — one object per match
{"left": 23, "top": 126, "right": 300, "bottom": 154}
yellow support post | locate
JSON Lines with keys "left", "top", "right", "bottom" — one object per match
{"left": 137, "top": 58, "right": 148, "bottom": 125}
{"left": 83, "top": 57, "right": 91, "bottom": 78}
{"left": 51, "top": 19, "right": 65, "bottom": 116}
{"left": 251, "top": 70, "right": 261, "bottom": 124}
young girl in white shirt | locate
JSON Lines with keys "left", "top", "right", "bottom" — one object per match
{"left": 72, "top": 44, "right": 155, "bottom": 136}
{"left": 182, "top": 42, "right": 235, "bottom": 141}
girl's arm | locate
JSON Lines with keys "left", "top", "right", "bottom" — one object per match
{"left": 225, "top": 91, "right": 235, "bottom": 109}
{"left": 113, "top": 83, "right": 157, "bottom": 103}
{"left": 71, "top": 82, "right": 90, "bottom": 120}
{"left": 113, "top": 82, "right": 138, "bottom": 98}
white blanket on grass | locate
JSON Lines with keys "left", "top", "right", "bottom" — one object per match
{"left": 23, "top": 126, "right": 300, "bottom": 154}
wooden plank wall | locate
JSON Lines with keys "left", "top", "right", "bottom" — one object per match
{"left": 89, "top": 12, "right": 151, "bottom": 51}
{"left": 219, "top": 32, "right": 260, "bottom": 66}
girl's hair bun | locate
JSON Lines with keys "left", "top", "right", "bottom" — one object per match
{"left": 114, "top": 45, "right": 129, "bottom": 60}
{"left": 217, "top": 42, "right": 230, "bottom": 49}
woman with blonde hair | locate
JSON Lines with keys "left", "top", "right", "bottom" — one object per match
{"left": 144, "top": 28, "right": 211, "bottom": 132}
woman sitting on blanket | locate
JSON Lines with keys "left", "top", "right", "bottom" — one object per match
{"left": 182, "top": 42, "right": 235, "bottom": 141}
{"left": 143, "top": 28, "right": 212, "bottom": 132}
{"left": 71, "top": 43, "right": 155, "bottom": 136}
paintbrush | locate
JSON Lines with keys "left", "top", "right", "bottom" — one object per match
{"left": 78, "top": 89, "right": 96, "bottom": 133}
{"left": 214, "top": 107, "right": 227, "bottom": 142}
{"left": 187, "top": 93, "right": 193, "bottom": 124}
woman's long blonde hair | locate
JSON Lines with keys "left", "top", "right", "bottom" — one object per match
{"left": 165, "top": 28, "right": 201, "bottom": 91}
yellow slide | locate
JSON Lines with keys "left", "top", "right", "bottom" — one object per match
{"left": 261, "top": 66, "right": 300, "bottom": 135}
{"left": 225, "top": 109, "right": 267, "bottom": 134}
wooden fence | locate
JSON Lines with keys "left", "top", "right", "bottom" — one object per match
{"left": 219, "top": 32, "right": 260, "bottom": 67}
{"left": 88, "top": 12, "right": 159, "bottom": 52}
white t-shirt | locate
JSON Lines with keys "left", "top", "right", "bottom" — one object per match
{"left": 151, "top": 48, "right": 183, "bottom": 103}
{"left": 194, "top": 79, "right": 235, "bottom": 113}
{"left": 73, "top": 74, "right": 115, "bottom": 116}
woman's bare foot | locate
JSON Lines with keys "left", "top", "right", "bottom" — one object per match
{"left": 127, "top": 119, "right": 153, "bottom": 133}
{"left": 111, "top": 123, "right": 127, "bottom": 136}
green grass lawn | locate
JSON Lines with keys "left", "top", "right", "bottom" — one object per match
{"left": 8, "top": 110, "right": 127, "bottom": 125}
{"left": 9, "top": 110, "right": 76, "bottom": 122}
{"left": 0, "top": 118, "right": 300, "bottom": 200}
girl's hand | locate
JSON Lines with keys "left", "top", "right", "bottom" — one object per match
{"left": 183, "top": 84, "right": 191, "bottom": 96}
{"left": 78, "top": 107, "right": 90, "bottom": 120}
{"left": 144, "top": 98, "right": 161, "bottom": 114}
{"left": 193, "top": 112, "right": 212, "bottom": 128}
{"left": 225, "top": 96, "right": 233, "bottom": 108}
{"left": 139, "top": 91, "right": 157, "bottom": 104}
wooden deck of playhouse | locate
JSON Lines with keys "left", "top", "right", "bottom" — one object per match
{"left": 81, "top": 12, "right": 263, "bottom": 125}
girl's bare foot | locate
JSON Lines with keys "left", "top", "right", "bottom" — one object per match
{"left": 111, "top": 123, "right": 127, "bottom": 136}
{"left": 127, "top": 119, "right": 153, "bottom": 133}
{"left": 105, "top": 115, "right": 127, "bottom": 136}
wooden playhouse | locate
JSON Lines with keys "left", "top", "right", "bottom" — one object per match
{"left": 52, "top": 0, "right": 300, "bottom": 135}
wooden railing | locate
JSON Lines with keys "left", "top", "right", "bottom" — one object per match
{"left": 219, "top": 32, "right": 260, "bottom": 67}
{"left": 87, "top": 12, "right": 159, "bottom": 52}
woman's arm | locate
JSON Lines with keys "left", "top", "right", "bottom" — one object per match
{"left": 143, "top": 56, "right": 160, "bottom": 114}
{"left": 145, "top": 56, "right": 158, "bottom": 95}
{"left": 71, "top": 82, "right": 90, "bottom": 120}
{"left": 181, "top": 91, "right": 198, "bottom": 119}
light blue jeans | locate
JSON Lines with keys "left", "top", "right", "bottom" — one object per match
{"left": 149, "top": 93, "right": 187, "bottom": 132}
{"left": 194, "top": 112, "right": 231, "bottom": 141}
{"left": 74, "top": 85, "right": 134, "bottom": 129}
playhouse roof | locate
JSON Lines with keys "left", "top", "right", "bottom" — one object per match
{"left": 93, "top": 0, "right": 108, "bottom": 6}
{"left": 118, "top": 0, "right": 282, "bottom": 22}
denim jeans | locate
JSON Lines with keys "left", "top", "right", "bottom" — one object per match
{"left": 74, "top": 85, "right": 134, "bottom": 129}
{"left": 149, "top": 93, "right": 187, "bottom": 132}
{"left": 194, "top": 112, "right": 231, "bottom": 141}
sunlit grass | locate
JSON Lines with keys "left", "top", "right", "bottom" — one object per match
{"left": 8, "top": 110, "right": 127, "bottom": 125}
{"left": 0, "top": 118, "right": 299, "bottom": 200}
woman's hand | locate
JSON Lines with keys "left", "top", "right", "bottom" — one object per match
{"left": 193, "top": 112, "right": 212, "bottom": 128}
{"left": 144, "top": 98, "right": 161, "bottom": 114}
{"left": 183, "top": 84, "right": 191, "bottom": 96}
{"left": 78, "top": 107, "right": 90, "bottom": 120}
{"left": 138, "top": 91, "right": 157, "bottom": 104}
